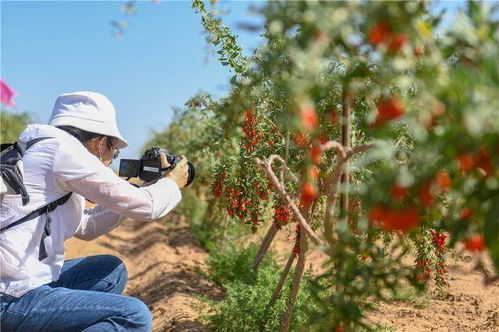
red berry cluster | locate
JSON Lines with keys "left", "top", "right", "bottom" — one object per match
{"left": 414, "top": 229, "right": 448, "bottom": 289}
{"left": 273, "top": 201, "right": 291, "bottom": 230}
{"left": 310, "top": 145, "right": 322, "bottom": 165}
{"left": 385, "top": 170, "right": 454, "bottom": 215}
{"left": 368, "top": 21, "right": 408, "bottom": 54}
{"left": 463, "top": 234, "right": 486, "bottom": 252}
{"left": 212, "top": 170, "right": 226, "bottom": 199}
{"left": 373, "top": 95, "right": 405, "bottom": 127}
{"left": 225, "top": 186, "right": 245, "bottom": 218}
{"left": 256, "top": 182, "right": 269, "bottom": 200}
{"left": 418, "top": 171, "right": 452, "bottom": 208}
{"left": 432, "top": 230, "right": 448, "bottom": 287}
{"left": 457, "top": 146, "right": 494, "bottom": 177}
{"left": 415, "top": 257, "right": 431, "bottom": 283}
{"left": 224, "top": 183, "right": 264, "bottom": 232}
{"left": 243, "top": 111, "right": 263, "bottom": 153}
{"left": 293, "top": 133, "right": 309, "bottom": 148}
{"left": 432, "top": 230, "right": 446, "bottom": 252}
{"left": 368, "top": 204, "right": 420, "bottom": 233}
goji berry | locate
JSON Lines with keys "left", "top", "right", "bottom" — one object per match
{"left": 368, "top": 21, "right": 390, "bottom": 46}
{"left": 300, "top": 182, "right": 317, "bottom": 208}
{"left": 374, "top": 96, "right": 404, "bottom": 127}
{"left": 464, "top": 235, "right": 486, "bottom": 252}
{"left": 300, "top": 106, "right": 319, "bottom": 131}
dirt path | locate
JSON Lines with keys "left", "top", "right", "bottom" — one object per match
{"left": 65, "top": 213, "right": 222, "bottom": 332}
{"left": 66, "top": 216, "right": 499, "bottom": 331}
{"left": 268, "top": 231, "right": 499, "bottom": 332}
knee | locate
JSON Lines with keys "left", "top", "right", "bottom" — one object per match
{"left": 111, "top": 256, "right": 128, "bottom": 281}
{"left": 123, "top": 297, "right": 152, "bottom": 331}
{"left": 99, "top": 255, "right": 127, "bottom": 276}
{"left": 98, "top": 255, "right": 126, "bottom": 271}
{"left": 97, "top": 255, "right": 128, "bottom": 293}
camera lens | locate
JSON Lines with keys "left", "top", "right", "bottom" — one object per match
{"left": 144, "top": 148, "right": 159, "bottom": 159}
{"left": 167, "top": 154, "right": 180, "bottom": 167}
{"left": 186, "top": 162, "right": 195, "bottom": 186}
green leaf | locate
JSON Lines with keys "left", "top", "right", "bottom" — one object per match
{"left": 484, "top": 195, "right": 499, "bottom": 272}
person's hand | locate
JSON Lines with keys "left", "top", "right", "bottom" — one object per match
{"left": 160, "top": 153, "right": 188, "bottom": 188}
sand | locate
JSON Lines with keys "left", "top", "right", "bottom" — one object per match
{"left": 65, "top": 215, "right": 499, "bottom": 331}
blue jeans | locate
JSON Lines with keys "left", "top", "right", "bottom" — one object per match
{"left": 0, "top": 255, "right": 152, "bottom": 331}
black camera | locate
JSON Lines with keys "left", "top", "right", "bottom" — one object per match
{"left": 119, "top": 147, "right": 195, "bottom": 186}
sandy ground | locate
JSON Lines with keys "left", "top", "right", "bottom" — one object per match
{"left": 268, "top": 231, "right": 499, "bottom": 332}
{"left": 65, "top": 216, "right": 499, "bottom": 332}
{"left": 65, "top": 213, "right": 223, "bottom": 332}
{"left": 367, "top": 259, "right": 499, "bottom": 332}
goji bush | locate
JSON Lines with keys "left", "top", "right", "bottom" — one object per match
{"left": 146, "top": 1, "right": 498, "bottom": 330}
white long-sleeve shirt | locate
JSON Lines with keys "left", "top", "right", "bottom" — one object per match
{"left": 0, "top": 124, "right": 181, "bottom": 297}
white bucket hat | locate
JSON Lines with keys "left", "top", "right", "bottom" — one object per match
{"left": 48, "top": 91, "right": 128, "bottom": 149}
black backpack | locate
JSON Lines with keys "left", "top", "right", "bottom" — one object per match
{"left": 1, "top": 137, "right": 72, "bottom": 261}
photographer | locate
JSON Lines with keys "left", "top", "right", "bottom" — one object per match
{"left": 0, "top": 91, "right": 188, "bottom": 331}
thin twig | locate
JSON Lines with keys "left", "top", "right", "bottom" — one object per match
{"left": 320, "top": 140, "right": 346, "bottom": 157}
{"left": 347, "top": 142, "right": 376, "bottom": 158}
{"left": 285, "top": 130, "right": 290, "bottom": 163}
{"left": 268, "top": 154, "right": 299, "bottom": 183}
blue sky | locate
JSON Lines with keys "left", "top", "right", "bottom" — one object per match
{"left": 1, "top": 0, "right": 264, "bottom": 160}
{"left": 2, "top": 0, "right": 463, "bottom": 160}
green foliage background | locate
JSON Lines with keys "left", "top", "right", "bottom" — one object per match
{"left": 1, "top": 110, "right": 32, "bottom": 143}
{"left": 144, "top": 1, "right": 498, "bottom": 330}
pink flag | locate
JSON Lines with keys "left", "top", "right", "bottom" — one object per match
{"left": 0, "top": 78, "right": 17, "bottom": 107}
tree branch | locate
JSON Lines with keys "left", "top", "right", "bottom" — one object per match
{"left": 255, "top": 156, "right": 323, "bottom": 246}
{"left": 322, "top": 141, "right": 376, "bottom": 241}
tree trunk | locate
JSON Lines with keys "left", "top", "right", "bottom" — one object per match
{"left": 259, "top": 252, "right": 296, "bottom": 331}
{"left": 340, "top": 86, "right": 351, "bottom": 215}
{"left": 280, "top": 230, "right": 308, "bottom": 331}
{"left": 252, "top": 224, "right": 278, "bottom": 271}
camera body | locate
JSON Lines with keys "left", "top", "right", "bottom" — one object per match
{"left": 119, "top": 147, "right": 195, "bottom": 186}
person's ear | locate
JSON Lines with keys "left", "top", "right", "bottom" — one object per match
{"left": 97, "top": 136, "right": 107, "bottom": 151}
{"left": 84, "top": 137, "right": 104, "bottom": 158}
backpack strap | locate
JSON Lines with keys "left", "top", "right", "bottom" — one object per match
{"left": 1, "top": 136, "right": 71, "bottom": 261}
{"left": 26, "top": 137, "right": 53, "bottom": 150}
{"left": 15, "top": 137, "right": 54, "bottom": 157}
{"left": 0, "top": 192, "right": 73, "bottom": 261}
{"left": 1, "top": 137, "right": 51, "bottom": 156}
{"left": 37, "top": 193, "right": 73, "bottom": 261}
{"left": 0, "top": 143, "right": 15, "bottom": 152}
{"left": 1, "top": 137, "right": 53, "bottom": 205}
